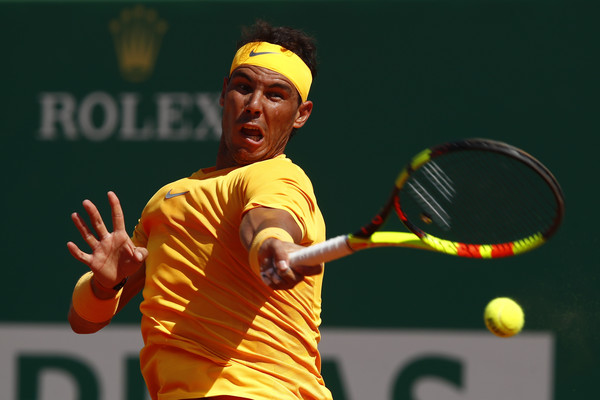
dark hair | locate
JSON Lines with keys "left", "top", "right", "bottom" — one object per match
{"left": 237, "top": 20, "right": 318, "bottom": 80}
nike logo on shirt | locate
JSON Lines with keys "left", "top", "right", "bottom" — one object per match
{"left": 165, "top": 189, "right": 189, "bottom": 199}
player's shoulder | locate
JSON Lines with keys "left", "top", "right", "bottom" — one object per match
{"left": 143, "top": 174, "right": 194, "bottom": 205}
{"left": 245, "top": 155, "right": 310, "bottom": 180}
{"left": 257, "top": 154, "right": 304, "bottom": 171}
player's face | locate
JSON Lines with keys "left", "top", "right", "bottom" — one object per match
{"left": 217, "top": 65, "right": 313, "bottom": 169}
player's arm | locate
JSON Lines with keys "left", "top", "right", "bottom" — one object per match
{"left": 68, "top": 263, "right": 145, "bottom": 333}
{"left": 240, "top": 207, "right": 323, "bottom": 289}
{"left": 66, "top": 191, "right": 148, "bottom": 333}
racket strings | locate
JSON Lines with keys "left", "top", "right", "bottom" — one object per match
{"left": 461, "top": 153, "right": 556, "bottom": 241}
{"left": 399, "top": 150, "right": 561, "bottom": 244}
{"left": 405, "top": 178, "right": 452, "bottom": 230}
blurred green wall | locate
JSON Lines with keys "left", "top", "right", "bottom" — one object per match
{"left": 1, "top": 1, "right": 598, "bottom": 399}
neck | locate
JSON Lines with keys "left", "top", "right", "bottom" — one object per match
{"left": 215, "top": 140, "right": 235, "bottom": 170}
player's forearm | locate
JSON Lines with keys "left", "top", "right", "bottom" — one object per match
{"left": 68, "top": 271, "right": 123, "bottom": 333}
{"left": 239, "top": 207, "right": 302, "bottom": 249}
{"left": 68, "top": 304, "right": 110, "bottom": 334}
{"left": 68, "top": 265, "right": 145, "bottom": 334}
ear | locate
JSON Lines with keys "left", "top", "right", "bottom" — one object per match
{"left": 293, "top": 100, "right": 313, "bottom": 129}
{"left": 219, "top": 77, "right": 229, "bottom": 107}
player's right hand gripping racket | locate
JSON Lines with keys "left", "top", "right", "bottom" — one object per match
{"left": 290, "top": 138, "right": 565, "bottom": 266}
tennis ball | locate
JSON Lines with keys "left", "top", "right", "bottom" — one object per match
{"left": 484, "top": 297, "right": 524, "bottom": 338}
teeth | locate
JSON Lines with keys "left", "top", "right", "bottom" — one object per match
{"left": 242, "top": 126, "right": 262, "bottom": 138}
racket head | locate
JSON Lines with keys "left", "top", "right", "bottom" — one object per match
{"left": 393, "top": 138, "right": 565, "bottom": 258}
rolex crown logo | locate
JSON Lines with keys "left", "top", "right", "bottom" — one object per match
{"left": 109, "top": 5, "right": 168, "bottom": 83}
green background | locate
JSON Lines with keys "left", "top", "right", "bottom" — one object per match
{"left": 1, "top": 0, "right": 598, "bottom": 398}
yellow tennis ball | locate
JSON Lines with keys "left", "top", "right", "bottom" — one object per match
{"left": 484, "top": 297, "right": 525, "bottom": 338}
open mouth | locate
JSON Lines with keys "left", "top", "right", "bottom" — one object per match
{"left": 240, "top": 125, "right": 263, "bottom": 142}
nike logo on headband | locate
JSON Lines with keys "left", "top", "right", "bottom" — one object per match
{"left": 249, "top": 49, "right": 280, "bottom": 57}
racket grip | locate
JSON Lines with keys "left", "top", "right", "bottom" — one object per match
{"left": 289, "top": 235, "right": 353, "bottom": 266}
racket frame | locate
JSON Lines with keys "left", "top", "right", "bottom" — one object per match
{"left": 289, "top": 138, "right": 565, "bottom": 266}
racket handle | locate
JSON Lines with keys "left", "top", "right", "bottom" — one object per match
{"left": 289, "top": 235, "right": 353, "bottom": 266}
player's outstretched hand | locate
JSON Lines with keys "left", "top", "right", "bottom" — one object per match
{"left": 67, "top": 191, "right": 148, "bottom": 289}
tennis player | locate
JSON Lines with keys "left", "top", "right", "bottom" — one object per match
{"left": 67, "top": 20, "right": 332, "bottom": 400}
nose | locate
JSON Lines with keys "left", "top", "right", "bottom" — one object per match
{"left": 244, "top": 91, "right": 262, "bottom": 116}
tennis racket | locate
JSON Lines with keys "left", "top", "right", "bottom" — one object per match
{"left": 289, "top": 138, "right": 565, "bottom": 266}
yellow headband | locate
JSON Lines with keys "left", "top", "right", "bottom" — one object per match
{"left": 229, "top": 41, "right": 312, "bottom": 102}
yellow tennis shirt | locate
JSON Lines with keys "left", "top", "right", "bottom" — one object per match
{"left": 131, "top": 155, "right": 332, "bottom": 400}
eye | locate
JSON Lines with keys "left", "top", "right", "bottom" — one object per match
{"left": 235, "top": 83, "right": 251, "bottom": 94}
{"left": 229, "top": 77, "right": 252, "bottom": 95}
{"left": 266, "top": 91, "right": 285, "bottom": 101}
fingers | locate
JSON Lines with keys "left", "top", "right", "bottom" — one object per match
{"left": 259, "top": 240, "right": 297, "bottom": 289}
{"left": 108, "top": 191, "right": 126, "bottom": 232}
{"left": 260, "top": 260, "right": 291, "bottom": 287}
{"left": 261, "top": 261, "right": 323, "bottom": 289}
{"left": 66, "top": 241, "right": 92, "bottom": 265}
{"left": 133, "top": 247, "right": 149, "bottom": 263}
{"left": 71, "top": 192, "right": 125, "bottom": 244}
{"left": 258, "top": 240, "right": 323, "bottom": 290}
{"left": 71, "top": 211, "right": 99, "bottom": 249}
{"left": 82, "top": 198, "right": 109, "bottom": 240}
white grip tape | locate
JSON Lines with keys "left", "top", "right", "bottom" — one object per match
{"left": 289, "top": 235, "right": 353, "bottom": 266}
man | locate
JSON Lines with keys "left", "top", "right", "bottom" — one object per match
{"left": 67, "top": 21, "right": 333, "bottom": 400}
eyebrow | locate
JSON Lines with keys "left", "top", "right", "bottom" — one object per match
{"left": 230, "top": 70, "right": 294, "bottom": 94}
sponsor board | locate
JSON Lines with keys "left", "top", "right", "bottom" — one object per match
{"left": 34, "top": 5, "right": 222, "bottom": 143}
{"left": 0, "top": 324, "right": 553, "bottom": 400}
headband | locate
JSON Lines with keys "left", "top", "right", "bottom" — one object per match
{"left": 229, "top": 41, "right": 312, "bottom": 102}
